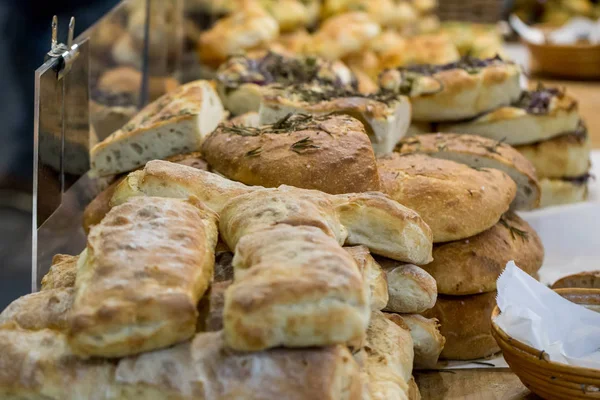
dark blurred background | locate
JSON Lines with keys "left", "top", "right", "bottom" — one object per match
{"left": 0, "top": 0, "right": 120, "bottom": 308}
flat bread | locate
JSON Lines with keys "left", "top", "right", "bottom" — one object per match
{"left": 540, "top": 176, "right": 589, "bottom": 207}
{"left": 378, "top": 153, "right": 516, "bottom": 242}
{"left": 68, "top": 196, "right": 219, "bottom": 358}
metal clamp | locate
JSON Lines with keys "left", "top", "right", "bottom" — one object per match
{"left": 45, "top": 16, "right": 79, "bottom": 80}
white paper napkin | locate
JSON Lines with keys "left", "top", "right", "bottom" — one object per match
{"left": 495, "top": 261, "right": 600, "bottom": 369}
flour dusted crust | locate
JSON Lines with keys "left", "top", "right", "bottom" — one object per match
{"left": 516, "top": 125, "right": 591, "bottom": 179}
{"left": 380, "top": 57, "right": 521, "bottom": 122}
{"left": 345, "top": 245, "right": 389, "bottom": 311}
{"left": 68, "top": 196, "right": 219, "bottom": 358}
{"left": 378, "top": 153, "right": 516, "bottom": 242}
{"left": 422, "top": 213, "right": 543, "bottom": 295}
{"left": 111, "top": 160, "right": 255, "bottom": 214}
{"left": 307, "top": 12, "right": 381, "bottom": 60}
{"left": 40, "top": 254, "right": 79, "bottom": 290}
{"left": 90, "top": 80, "right": 225, "bottom": 176}
{"left": 0, "top": 328, "right": 362, "bottom": 400}
{"left": 540, "top": 177, "right": 589, "bottom": 207}
{"left": 422, "top": 291, "right": 500, "bottom": 360}
{"left": 364, "top": 311, "right": 414, "bottom": 400}
{"left": 378, "top": 34, "right": 460, "bottom": 70}
{"left": 391, "top": 314, "right": 445, "bottom": 369}
{"left": 202, "top": 114, "right": 380, "bottom": 194}
{"left": 322, "top": 0, "right": 417, "bottom": 29}
{"left": 374, "top": 259, "right": 437, "bottom": 313}
{"left": 0, "top": 289, "right": 74, "bottom": 332}
{"left": 224, "top": 225, "right": 370, "bottom": 351}
{"left": 197, "top": 4, "right": 279, "bottom": 67}
{"left": 259, "top": 84, "right": 411, "bottom": 155}
{"left": 552, "top": 271, "right": 600, "bottom": 289}
{"left": 396, "top": 133, "right": 541, "bottom": 210}
{"left": 439, "top": 88, "right": 579, "bottom": 145}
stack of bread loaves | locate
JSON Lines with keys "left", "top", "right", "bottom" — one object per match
{"left": 388, "top": 133, "right": 546, "bottom": 360}
{"left": 438, "top": 84, "right": 591, "bottom": 207}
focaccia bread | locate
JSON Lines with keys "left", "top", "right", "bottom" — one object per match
{"left": 321, "top": 0, "right": 417, "bottom": 29}
{"left": 516, "top": 123, "right": 591, "bottom": 179}
{"left": 374, "top": 259, "right": 437, "bottom": 313}
{"left": 197, "top": 4, "right": 279, "bottom": 67}
{"left": 216, "top": 52, "right": 356, "bottom": 115}
{"left": 390, "top": 314, "right": 445, "bottom": 369}
{"left": 111, "top": 160, "right": 255, "bottom": 214}
{"left": 422, "top": 213, "right": 544, "bottom": 295}
{"left": 396, "top": 133, "right": 541, "bottom": 210}
{"left": 379, "top": 56, "right": 521, "bottom": 122}
{"left": 307, "top": 12, "right": 381, "bottom": 61}
{"left": 378, "top": 153, "right": 516, "bottom": 242}
{"left": 83, "top": 152, "right": 209, "bottom": 233}
{"left": 364, "top": 311, "right": 414, "bottom": 400}
{"left": 378, "top": 34, "right": 460, "bottom": 70}
{"left": 69, "top": 196, "right": 219, "bottom": 358}
{"left": 422, "top": 291, "right": 500, "bottom": 360}
{"left": 438, "top": 86, "right": 579, "bottom": 145}
{"left": 258, "top": 83, "right": 411, "bottom": 155}
{"left": 552, "top": 271, "right": 600, "bottom": 289}
{"left": 220, "top": 186, "right": 433, "bottom": 264}
{"left": 0, "top": 289, "right": 74, "bottom": 332}
{"left": 345, "top": 245, "right": 389, "bottom": 311}
{"left": 202, "top": 113, "right": 381, "bottom": 194}
{"left": 0, "top": 328, "right": 362, "bottom": 400}
{"left": 224, "top": 224, "right": 370, "bottom": 351}
{"left": 540, "top": 176, "right": 590, "bottom": 207}
{"left": 40, "top": 254, "right": 79, "bottom": 290}
{"left": 90, "top": 80, "right": 225, "bottom": 177}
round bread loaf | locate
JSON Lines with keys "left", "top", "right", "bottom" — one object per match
{"left": 202, "top": 113, "right": 381, "bottom": 194}
{"left": 379, "top": 56, "right": 521, "bottom": 122}
{"left": 396, "top": 133, "right": 541, "bottom": 210}
{"left": 422, "top": 291, "right": 499, "bottom": 360}
{"left": 378, "top": 153, "right": 516, "bottom": 242}
{"left": 422, "top": 212, "right": 544, "bottom": 295}
{"left": 439, "top": 86, "right": 579, "bottom": 145}
{"left": 516, "top": 124, "right": 591, "bottom": 179}
{"left": 540, "top": 176, "right": 589, "bottom": 207}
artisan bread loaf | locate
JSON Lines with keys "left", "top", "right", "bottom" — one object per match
{"left": 379, "top": 56, "right": 521, "bottom": 122}
{"left": 378, "top": 153, "right": 516, "bottom": 242}
{"left": 438, "top": 86, "right": 579, "bottom": 145}
{"left": 391, "top": 314, "right": 445, "bottom": 369}
{"left": 111, "top": 160, "right": 255, "bottom": 213}
{"left": 422, "top": 291, "right": 499, "bottom": 360}
{"left": 345, "top": 245, "right": 389, "bottom": 311}
{"left": 396, "top": 133, "right": 540, "bottom": 210}
{"left": 540, "top": 176, "right": 589, "bottom": 207}
{"left": 40, "top": 254, "right": 79, "bottom": 290}
{"left": 202, "top": 113, "right": 381, "bottom": 194}
{"left": 258, "top": 84, "right": 411, "bottom": 155}
{"left": 516, "top": 124, "right": 591, "bottom": 179}
{"left": 69, "top": 196, "right": 219, "bottom": 358}
{"left": 364, "top": 311, "right": 414, "bottom": 400}
{"left": 0, "top": 328, "right": 362, "bottom": 400}
{"left": 224, "top": 224, "right": 370, "bottom": 351}
{"left": 552, "top": 271, "right": 600, "bottom": 289}
{"left": 0, "top": 289, "right": 74, "bottom": 332}
{"left": 375, "top": 259, "right": 437, "bottom": 313}
{"left": 422, "top": 213, "right": 544, "bottom": 295}
{"left": 90, "top": 80, "right": 225, "bottom": 176}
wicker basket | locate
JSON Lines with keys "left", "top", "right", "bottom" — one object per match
{"left": 436, "top": 0, "right": 504, "bottom": 23}
{"left": 526, "top": 40, "right": 600, "bottom": 79}
{"left": 491, "top": 289, "right": 600, "bottom": 400}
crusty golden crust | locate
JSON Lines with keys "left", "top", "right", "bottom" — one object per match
{"left": 396, "top": 133, "right": 541, "bottom": 210}
{"left": 422, "top": 291, "right": 500, "bottom": 360}
{"left": 68, "top": 196, "right": 219, "bottom": 358}
{"left": 378, "top": 153, "right": 516, "bottom": 242}
{"left": 422, "top": 213, "right": 543, "bottom": 295}
{"left": 516, "top": 130, "right": 591, "bottom": 179}
{"left": 223, "top": 224, "right": 370, "bottom": 351}
{"left": 202, "top": 114, "right": 381, "bottom": 194}
{"left": 391, "top": 314, "right": 445, "bottom": 369}
{"left": 41, "top": 254, "right": 79, "bottom": 290}
{"left": 344, "top": 245, "right": 389, "bottom": 311}
{"left": 0, "top": 289, "right": 74, "bottom": 332}
{"left": 552, "top": 271, "right": 600, "bottom": 289}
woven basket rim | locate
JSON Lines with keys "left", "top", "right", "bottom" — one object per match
{"left": 491, "top": 288, "right": 600, "bottom": 378}
{"left": 523, "top": 38, "right": 600, "bottom": 50}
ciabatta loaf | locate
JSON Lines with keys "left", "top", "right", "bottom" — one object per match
{"left": 68, "top": 196, "right": 219, "bottom": 358}
{"left": 390, "top": 314, "right": 445, "bottom": 369}
{"left": 90, "top": 80, "right": 225, "bottom": 176}
{"left": 345, "top": 245, "right": 389, "bottom": 311}
{"left": 40, "top": 253, "right": 79, "bottom": 290}
{"left": 0, "top": 289, "right": 74, "bottom": 332}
